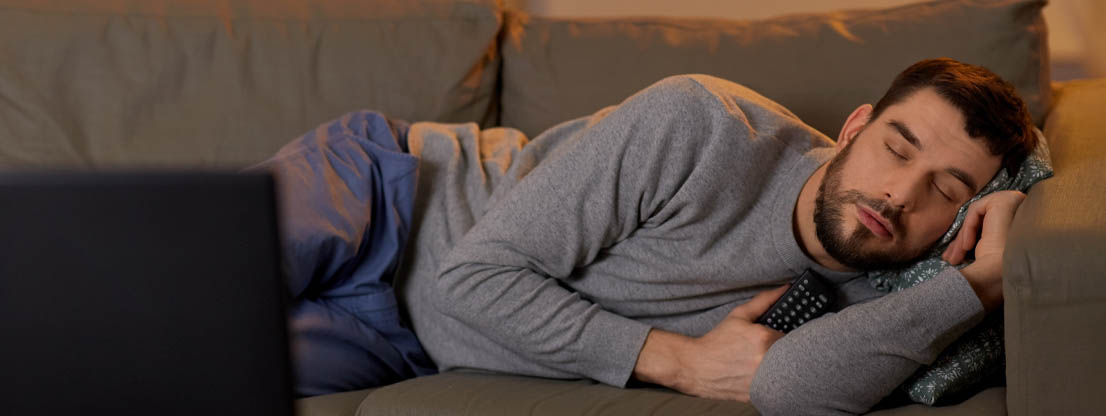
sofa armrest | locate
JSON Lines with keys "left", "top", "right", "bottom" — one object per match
{"left": 1003, "top": 77, "right": 1106, "bottom": 416}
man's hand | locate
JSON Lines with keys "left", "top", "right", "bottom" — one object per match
{"left": 941, "top": 190, "right": 1028, "bottom": 312}
{"left": 632, "top": 285, "right": 789, "bottom": 402}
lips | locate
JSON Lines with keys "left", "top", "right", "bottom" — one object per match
{"left": 856, "top": 204, "right": 893, "bottom": 239}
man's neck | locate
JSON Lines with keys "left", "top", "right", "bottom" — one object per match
{"left": 793, "top": 163, "right": 855, "bottom": 272}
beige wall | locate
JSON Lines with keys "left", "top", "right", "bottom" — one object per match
{"left": 505, "top": 0, "right": 1104, "bottom": 80}
{"left": 510, "top": 0, "right": 918, "bottom": 19}
{"left": 1046, "top": 0, "right": 1105, "bottom": 78}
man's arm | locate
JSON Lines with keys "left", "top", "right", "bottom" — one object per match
{"left": 750, "top": 267, "right": 985, "bottom": 415}
{"left": 633, "top": 286, "right": 790, "bottom": 402}
{"left": 434, "top": 75, "right": 753, "bottom": 386}
{"left": 749, "top": 191, "right": 1025, "bottom": 415}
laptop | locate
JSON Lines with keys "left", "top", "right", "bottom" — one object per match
{"left": 0, "top": 171, "right": 293, "bottom": 415}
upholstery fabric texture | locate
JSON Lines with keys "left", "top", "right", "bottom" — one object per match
{"left": 0, "top": 0, "right": 501, "bottom": 167}
{"left": 352, "top": 372, "right": 1008, "bottom": 416}
{"left": 499, "top": 0, "right": 1049, "bottom": 140}
{"left": 1003, "top": 78, "right": 1106, "bottom": 416}
{"left": 1, "top": 0, "right": 1092, "bottom": 414}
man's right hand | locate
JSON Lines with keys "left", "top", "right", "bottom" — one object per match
{"left": 632, "top": 285, "right": 790, "bottom": 402}
{"left": 941, "top": 190, "right": 1027, "bottom": 312}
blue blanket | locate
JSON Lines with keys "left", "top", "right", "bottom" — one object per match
{"left": 247, "top": 111, "right": 436, "bottom": 397}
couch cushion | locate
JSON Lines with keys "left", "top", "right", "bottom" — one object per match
{"left": 356, "top": 371, "right": 1007, "bottom": 415}
{"left": 868, "top": 387, "right": 1007, "bottom": 415}
{"left": 0, "top": 0, "right": 500, "bottom": 167}
{"left": 295, "top": 388, "right": 375, "bottom": 416}
{"left": 357, "top": 371, "right": 757, "bottom": 415}
{"left": 500, "top": 0, "right": 1049, "bottom": 139}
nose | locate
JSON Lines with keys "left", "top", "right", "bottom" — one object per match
{"left": 883, "top": 173, "right": 925, "bottom": 212}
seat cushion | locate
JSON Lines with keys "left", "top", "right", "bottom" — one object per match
{"left": 0, "top": 0, "right": 501, "bottom": 167}
{"left": 500, "top": 0, "right": 1049, "bottom": 139}
{"left": 357, "top": 372, "right": 757, "bottom": 416}
{"left": 868, "top": 387, "right": 1007, "bottom": 415}
{"left": 296, "top": 388, "right": 375, "bottom": 416}
{"left": 355, "top": 372, "right": 1005, "bottom": 415}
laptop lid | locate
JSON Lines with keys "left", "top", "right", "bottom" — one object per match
{"left": 0, "top": 172, "right": 292, "bottom": 415}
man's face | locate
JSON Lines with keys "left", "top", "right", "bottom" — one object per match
{"left": 814, "top": 88, "right": 1002, "bottom": 270}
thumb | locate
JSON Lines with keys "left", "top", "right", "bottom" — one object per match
{"left": 729, "top": 284, "right": 790, "bottom": 322}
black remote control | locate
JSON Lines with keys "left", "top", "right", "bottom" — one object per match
{"left": 755, "top": 270, "right": 837, "bottom": 334}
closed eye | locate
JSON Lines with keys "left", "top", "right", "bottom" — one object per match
{"left": 885, "top": 143, "right": 954, "bottom": 201}
{"left": 933, "top": 182, "right": 953, "bottom": 201}
{"left": 884, "top": 143, "right": 907, "bottom": 160}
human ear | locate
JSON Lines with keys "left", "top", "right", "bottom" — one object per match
{"left": 836, "top": 104, "right": 873, "bottom": 151}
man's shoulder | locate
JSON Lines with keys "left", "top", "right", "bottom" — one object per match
{"left": 640, "top": 74, "right": 803, "bottom": 121}
{"left": 632, "top": 75, "right": 835, "bottom": 157}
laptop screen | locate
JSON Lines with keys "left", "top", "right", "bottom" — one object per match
{"left": 0, "top": 172, "right": 293, "bottom": 415}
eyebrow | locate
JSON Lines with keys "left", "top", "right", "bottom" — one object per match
{"left": 888, "top": 119, "right": 923, "bottom": 151}
{"left": 887, "top": 119, "right": 979, "bottom": 193}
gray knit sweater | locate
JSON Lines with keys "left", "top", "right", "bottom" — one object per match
{"left": 397, "top": 75, "right": 985, "bottom": 415}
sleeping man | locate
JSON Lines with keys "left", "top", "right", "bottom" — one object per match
{"left": 255, "top": 58, "right": 1036, "bottom": 414}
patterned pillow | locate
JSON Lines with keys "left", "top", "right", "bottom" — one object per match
{"left": 866, "top": 127, "right": 1053, "bottom": 405}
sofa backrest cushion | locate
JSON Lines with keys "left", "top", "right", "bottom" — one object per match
{"left": 500, "top": 0, "right": 1049, "bottom": 140}
{"left": 0, "top": 0, "right": 501, "bottom": 167}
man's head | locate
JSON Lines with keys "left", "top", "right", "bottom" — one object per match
{"left": 814, "top": 58, "right": 1036, "bottom": 270}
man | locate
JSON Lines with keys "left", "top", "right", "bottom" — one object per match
{"left": 262, "top": 58, "right": 1035, "bottom": 414}
{"left": 405, "top": 58, "right": 1035, "bottom": 415}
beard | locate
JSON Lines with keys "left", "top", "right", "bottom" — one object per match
{"left": 813, "top": 140, "right": 927, "bottom": 271}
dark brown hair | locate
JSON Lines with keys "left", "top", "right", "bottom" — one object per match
{"left": 870, "top": 58, "right": 1036, "bottom": 177}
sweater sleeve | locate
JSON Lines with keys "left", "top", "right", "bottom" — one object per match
{"left": 750, "top": 266, "right": 986, "bottom": 415}
{"left": 432, "top": 75, "right": 744, "bottom": 387}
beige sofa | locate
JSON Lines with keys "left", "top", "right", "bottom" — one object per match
{"left": 2, "top": 0, "right": 1102, "bottom": 414}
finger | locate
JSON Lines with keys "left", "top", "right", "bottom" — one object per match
{"left": 962, "top": 206, "right": 983, "bottom": 252}
{"left": 943, "top": 204, "right": 974, "bottom": 262}
{"left": 949, "top": 212, "right": 979, "bottom": 264}
{"left": 948, "top": 199, "right": 987, "bottom": 264}
{"left": 974, "top": 193, "right": 1022, "bottom": 249}
{"left": 942, "top": 237, "right": 956, "bottom": 262}
{"left": 729, "top": 284, "right": 790, "bottom": 322}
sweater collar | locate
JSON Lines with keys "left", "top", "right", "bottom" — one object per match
{"left": 770, "top": 146, "right": 864, "bottom": 284}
